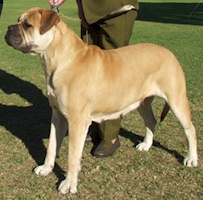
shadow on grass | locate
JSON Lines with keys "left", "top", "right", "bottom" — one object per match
{"left": 120, "top": 128, "right": 184, "bottom": 165}
{"left": 0, "top": 69, "right": 66, "bottom": 182}
{"left": 137, "top": 2, "right": 203, "bottom": 26}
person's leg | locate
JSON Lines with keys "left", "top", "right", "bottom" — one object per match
{"left": 81, "top": 10, "right": 138, "bottom": 157}
{"left": 93, "top": 119, "right": 121, "bottom": 157}
{"left": 95, "top": 11, "right": 137, "bottom": 157}
{"left": 81, "top": 25, "right": 121, "bottom": 157}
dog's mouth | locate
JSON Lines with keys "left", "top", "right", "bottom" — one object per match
{"left": 5, "top": 25, "right": 33, "bottom": 54}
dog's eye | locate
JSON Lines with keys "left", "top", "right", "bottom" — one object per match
{"left": 23, "top": 19, "right": 32, "bottom": 29}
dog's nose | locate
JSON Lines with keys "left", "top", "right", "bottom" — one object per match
{"left": 8, "top": 25, "right": 14, "bottom": 31}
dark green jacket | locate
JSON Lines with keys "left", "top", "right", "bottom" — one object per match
{"left": 77, "top": 0, "right": 139, "bottom": 25}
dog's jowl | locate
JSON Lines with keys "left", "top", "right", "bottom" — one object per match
{"left": 5, "top": 7, "right": 198, "bottom": 195}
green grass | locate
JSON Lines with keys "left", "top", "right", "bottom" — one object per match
{"left": 0, "top": 0, "right": 203, "bottom": 199}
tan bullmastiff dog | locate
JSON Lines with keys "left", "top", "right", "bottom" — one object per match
{"left": 5, "top": 7, "right": 198, "bottom": 195}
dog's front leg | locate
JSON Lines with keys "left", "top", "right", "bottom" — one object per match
{"left": 34, "top": 108, "right": 68, "bottom": 176}
{"left": 58, "top": 119, "right": 90, "bottom": 194}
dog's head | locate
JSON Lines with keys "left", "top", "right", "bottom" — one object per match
{"left": 5, "top": 7, "right": 60, "bottom": 54}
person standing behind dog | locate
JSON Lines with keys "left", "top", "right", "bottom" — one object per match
{"left": 48, "top": 0, "right": 139, "bottom": 158}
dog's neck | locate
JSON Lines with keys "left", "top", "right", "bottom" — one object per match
{"left": 40, "top": 19, "right": 87, "bottom": 84}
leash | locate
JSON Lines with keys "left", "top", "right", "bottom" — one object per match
{"left": 51, "top": 3, "right": 137, "bottom": 24}
{"left": 51, "top": 0, "right": 81, "bottom": 22}
{"left": 59, "top": 12, "right": 81, "bottom": 22}
{"left": 51, "top": 2, "right": 137, "bottom": 45}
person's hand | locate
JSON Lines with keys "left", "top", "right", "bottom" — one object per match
{"left": 48, "top": 0, "right": 65, "bottom": 7}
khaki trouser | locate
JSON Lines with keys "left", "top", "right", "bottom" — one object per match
{"left": 81, "top": 10, "right": 138, "bottom": 140}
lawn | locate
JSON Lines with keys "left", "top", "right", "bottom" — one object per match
{"left": 0, "top": 0, "right": 203, "bottom": 199}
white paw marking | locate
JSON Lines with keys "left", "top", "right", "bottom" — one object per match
{"left": 136, "top": 142, "right": 151, "bottom": 151}
{"left": 184, "top": 156, "right": 198, "bottom": 167}
{"left": 34, "top": 165, "right": 53, "bottom": 176}
{"left": 58, "top": 179, "right": 77, "bottom": 195}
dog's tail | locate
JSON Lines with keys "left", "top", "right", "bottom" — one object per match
{"left": 160, "top": 102, "right": 170, "bottom": 122}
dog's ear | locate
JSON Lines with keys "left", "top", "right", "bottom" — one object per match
{"left": 39, "top": 9, "right": 60, "bottom": 35}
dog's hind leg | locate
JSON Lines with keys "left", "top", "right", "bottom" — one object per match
{"left": 34, "top": 108, "right": 68, "bottom": 176}
{"left": 58, "top": 117, "right": 91, "bottom": 194}
{"left": 168, "top": 95, "right": 198, "bottom": 167}
{"left": 136, "top": 97, "right": 157, "bottom": 151}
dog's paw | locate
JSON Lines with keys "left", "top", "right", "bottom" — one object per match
{"left": 58, "top": 179, "right": 77, "bottom": 195}
{"left": 34, "top": 165, "right": 53, "bottom": 176}
{"left": 184, "top": 156, "right": 198, "bottom": 167}
{"left": 136, "top": 142, "right": 151, "bottom": 151}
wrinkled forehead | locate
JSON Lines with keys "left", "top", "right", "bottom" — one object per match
{"left": 18, "top": 7, "right": 42, "bottom": 23}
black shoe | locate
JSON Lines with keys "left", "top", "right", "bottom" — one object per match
{"left": 93, "top": 137, "right": 120, "bottom": 158}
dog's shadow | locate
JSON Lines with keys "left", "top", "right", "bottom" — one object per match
{"left": 0, "top": 69, "right": 184, "bottom": 185}
{"left": 0, "top": 69, "right": 66, "bottom": 183}
{"left": 119, "top": 128, "right": 184, "bottom": 164}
